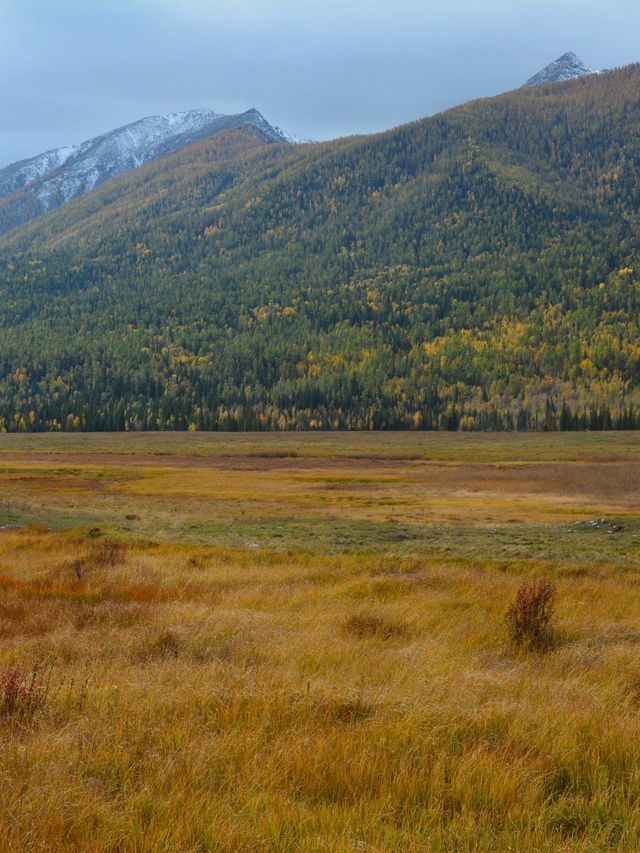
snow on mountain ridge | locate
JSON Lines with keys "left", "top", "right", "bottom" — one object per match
{"left": 0, "top": 143, "right": 88, "bottom": 197}
{"left": 523, "top": 52, "right": 595, "bottom": 88}
{"left": 0, "top": 107, "right": 297, "bottom": 222}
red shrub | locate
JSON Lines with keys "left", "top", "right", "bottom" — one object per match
{"left": 0, "top": 662, "right": 53, "bottom": 721}
{"left": 506, "top": 579, "right": 556, "bottom": 650}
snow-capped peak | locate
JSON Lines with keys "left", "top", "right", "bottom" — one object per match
{"left": 0, "top": 107, "right": 299, "bottom": 230}
{"left": 523, "top": 52, "right": 595, "bottom": 88}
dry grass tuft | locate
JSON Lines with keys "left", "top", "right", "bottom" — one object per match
{"left": 145, "top": 630, "right": 181, "bottom": 660}
{"left": 343, "top": 611, "right": 410, "bottom": 641}
{"left": 321, "top": 696, "right": 376, "bottom": 724}
{"left": 0, "top": 660, "right": 53, "bottom": 722}
{"left": 65, "top": 538, "right": 127, "bottom": 580}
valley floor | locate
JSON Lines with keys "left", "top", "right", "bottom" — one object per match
{"left": 1, "top": 432, "right": 640, "bottom": 850}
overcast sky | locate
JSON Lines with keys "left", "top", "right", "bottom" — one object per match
{"left": 1, "top": 0, "right": 638, "bottom": 167}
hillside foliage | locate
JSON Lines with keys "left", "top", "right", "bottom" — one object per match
{"left": 2, "top": 67, "right": 640, "bottom": 431}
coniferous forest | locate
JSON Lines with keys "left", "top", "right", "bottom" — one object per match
{"left": 1, "top": 65, "right": 640, "bottom": 432}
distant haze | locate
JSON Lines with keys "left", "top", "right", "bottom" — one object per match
{"left": 1, "top": 0, "right": 639, "bottom": 167}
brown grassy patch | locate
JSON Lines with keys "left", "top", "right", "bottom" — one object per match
{"left": 143, "top": 630, "right": 181, "bottom": 660}
{"left": 315, "top": 695, "right": 376, "bottom": 724}
{"left": 65, "top": 538, "right": 127, "bottom": 580}
{"left": 343, "top": 611, "right": 410, "bottom": 641}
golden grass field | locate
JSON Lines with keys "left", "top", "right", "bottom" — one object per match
{"left": 1, "top": 431, "right": 640, "bottom": 851}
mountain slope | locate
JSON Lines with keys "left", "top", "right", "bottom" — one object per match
{"left": 0, "top": 107, "right": 293, "bottom": 234}
{"left": 1, "top": 65, "right": 640, "bottom": 432}
{"left": 523, "top": 52, "right": 594, "bottom": 87}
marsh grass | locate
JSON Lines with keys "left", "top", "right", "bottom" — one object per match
{"left": 0, "top": 434, "right": 640, "bottom": 849}
{"left": 1, "top": 529, "right": 639, "bottom": 850}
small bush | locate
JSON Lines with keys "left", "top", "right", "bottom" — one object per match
{"left": 66, "top": 539, "right": 127, "bottom": 579}
{"left": 506, "top": 578, "right": 557, "bottom": 650}
{"left": 0, "top": 661, "right": 53, "bottom": 722}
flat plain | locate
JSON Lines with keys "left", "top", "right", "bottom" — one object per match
{"left": 1, "top": 431, "right": 640, "bottom": 851}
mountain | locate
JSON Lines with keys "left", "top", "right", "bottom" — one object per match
{"left": 0, "top": 108, "right": 295, "bottom": 234}
{"left": 1, "top": 65, "right": 640, "bottom": 433}
{"left": 523, "top": 52, "right": 594, "bottom": 87}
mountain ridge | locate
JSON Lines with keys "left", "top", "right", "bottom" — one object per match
{"left": 0, "top": 107, "right": 295, "bottom": 234}
{"left": 0, "top": 54, "right": 609, "bottom": 236}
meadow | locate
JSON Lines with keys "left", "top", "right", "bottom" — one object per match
{"left": 1, "top": 431, "right": 640, "bottom": 851}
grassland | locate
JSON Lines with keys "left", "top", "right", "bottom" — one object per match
{"left": 1, "top": 432, "right": 640, "bottom": 851}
